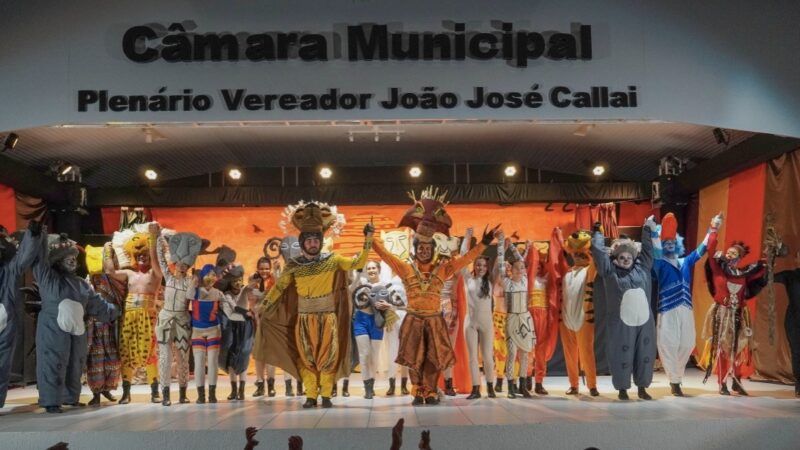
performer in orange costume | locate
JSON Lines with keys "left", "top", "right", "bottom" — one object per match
{"left": 559, "top": 230, "right": 600, "bottom": 396}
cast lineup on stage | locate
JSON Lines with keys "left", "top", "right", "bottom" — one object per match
{"left": 1, "top": 186, "right": 798, "bottom": 414}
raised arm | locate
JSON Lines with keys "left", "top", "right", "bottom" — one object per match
{"left": 103, "top": 242, "right": 131, "bottom": 282}
{"left": 706, "top": 218, "right": 723, "bottom": 274}
{"left": 150, "top": 224, "right": 166, "bottom": 280}
{"left": 33, "top": 230, "right": 56, "bottom": 287}
{"left": 496, "top": 232, "right": 507, "bottom": 280}
{"left": 639, "top": 216, "right": 657, "bottom": 270}
{"left": 686, "top": 216, "right": 721, "bottom": 267}
{"left": 458, "top": 228, "right": 474, "bottom": 278}
{"left": 9, "top": 223, "right": 42, "bottom": 277}
{"left": 590, "top": 225, "right": 613, "bottom": 277}
{"left": 372, "top": 238, "right": 412, "bottom": 280}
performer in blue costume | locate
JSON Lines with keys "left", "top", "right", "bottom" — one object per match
{"left": 0, "top": 221, "right": 42, "bottom": 408}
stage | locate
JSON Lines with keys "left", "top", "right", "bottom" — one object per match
{"left": 1, "top": 368, "right": 798, "bottom": 449}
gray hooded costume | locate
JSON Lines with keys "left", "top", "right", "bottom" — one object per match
{"left": 0, "top": 226, "right": 40, "bottom": 407}
{"left": 33, "top": 235, "right": 119, "bottom": 408}
{"left": 590, "top": 225, "right": 656, "bottom": 391}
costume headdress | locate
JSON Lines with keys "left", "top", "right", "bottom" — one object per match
{"left": 564, "top": 230, "right": 592, "bottom": 256}
{"left": 123, "top": 232, "right": 150, "bottom": 261}
{"left": 658, "top": 213, "right": 686, "bottom": 257}
{"left": 728, "top": 241, "right": 750, "bottom": 258}
{"left": 400, "top": 186, "right": 453, "bottom": 243}
{"left": 280, "top": 201, "right": 345, "bottom": 237}
{"left": 611, "top": 236, "right": 639, "bottom": 261}
{"left": 168, "top": 232, "right": 204, "bottom": 267}
{"left": 47, "top": 233, "right": 80, "bottom": 266}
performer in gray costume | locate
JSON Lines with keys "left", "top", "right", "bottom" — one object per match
{"left": 0, "top": 221, "right": 42, "bottom": 408}
{"left": 590, "top": 217, "right": 657, "bottom": 401}
{"left": 34, "top": 233, "right": 119, "bottom": 413}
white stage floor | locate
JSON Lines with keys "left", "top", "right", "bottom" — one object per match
{"left": 1, "top": 368, "right": 798, "bottom": 449}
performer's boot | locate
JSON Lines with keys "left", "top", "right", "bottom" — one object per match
{"left": 507, "top": 380, "right": 517, "bottom": 399}
{"left": 227, "top": 381, "right": 238, "bottom": 400}
{"left": 297, "top": 380, "right": 306, "bottom": 396}
{"left": 364, "top": 379, "right": 374, "bottom": 399}
{"left": 253, "top": 380, "right": 265, "bottom": 397}
{"left": 196, "top": 386, "right": 206, "bottom": 404}
{"left": 208, "top": 385, "right": 218, "bottom": 403}
{"left": 151, "top": 382, "right": 161, "bottom": 403}
{"left": 237, "top": 381, "right": 246, "bottom": 401}
{"left": 285, "top": 380, "right": 294, "bottom": 397}
{"left": 331, "top": 382, "right": 338, "bottom": 398}
{"left": 267, "top": 378, "right": 276, "bottom": 397}
{"left": 179, "top": 386, "right": 190, "bottom": 404}
{"left": 495, "top": 377, "right": 504, "bottom": 393}
{"left": 486, "top": 381, "right": 497, "bottom": 398}
{"left": 589, "top": 387, "right": 600, "bottom": 397}
{"left": 119, "top": 381, "right": 131, "bottom": 404}
{"left": 466, "top": 385, "right": 481, "bottom": 400}
{"left": 618, "top": 389, "right": 629, "bottom": 400}
{"left": 719, "top": 382, "right": 731, "bottom": 396}
{"left": 400, "top": 377, "right": 410, "bottom": 395}
{"left": 412, "top": 387, "right": 424, "bottom": 405}
{"left": 518, "top": 377, "right": 532, "bottom": 398}
{"left": 88, "top": 392, "right": 101, "bottom": 406}
{"left": 302, "top": 397, "right": 317, "bottom": 408}
{"left": 101, "top": 390, "right": 117, "bottom": 402}
{"left": 637, "top": 386, "right": 653, "bottom": 400}
{"left": 526, "top": 376, "right": 533, "bottom": 391}
{"left": 534, "top": 383, "right": 549, "bottom": 395}
{"left": 795, "top": 382, "right": 800, "bottom": 398}
{"left": 670, "top": 383, "right": 684, "bottom": 397}
{"left": 444, "top": 378, "right": 456, "bottom": 396}
{"left": 321, "top": 397, "right": 333, "bottom": 408}
{"left": 732, "top": 379, "right": 749, "bottom": 396}
{"left": 342, "top": 379, "right": 350, "bottom": 397}
{"left": 45, "top": 406, "right": 64, "bottom": 414}
{"left": 565, "top": 386, "right": 579, "bottom": 395}
{"left": 161, "top": 387, "right": 171, "bottom": 406}
{"left": 386, "top": 377, "right": 396, "bottom": 396}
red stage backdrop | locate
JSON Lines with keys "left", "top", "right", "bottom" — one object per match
{"left": 0, "top": 184, "right": 15, "bottom": 232}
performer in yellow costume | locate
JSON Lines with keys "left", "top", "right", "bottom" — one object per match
{"left": 261, "top": 202, "right": 373, "bottom": 408}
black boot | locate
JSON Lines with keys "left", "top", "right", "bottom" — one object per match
{"left": 637, "top": 386, "right": 653, "bottom": 400}
{"left": 342, "top": 379, "right": 350, "bottom": 397}
{"left": 589, "top": 387, "right": 600, "bottom": 397}
{"left": 237, "top": 381, "right": 246, "bottom": 400}
{"left": 253, "top": 380, "right": 265, "bottom": 397}
{"left": 566, "top": 386, "right": 579, "bottom": 395}
{"left": 719, "top": 382, "right": 731, "bottom": 396}
{"left": 302, "top": 397, "right": 317, "bottom": 408}
{"left": 297, "top": 380, "right": 305, "bottom": 396}
{"left": 321, "top": 397, "right": 333, "bottom": 408}
{"left": 364, "top": 379, "right": 374, "bottom": 399}
{"left": 444, "top": 378, "right": 456, "bottom": 396}
{"left": 196, "top": 386, "right": 206, "bottom": 404}
{"left": 670, "top": 383, "right": 684, "bottom": 397}
{"left": 518, "top": 377, "right": 532, "bottom": 398}
{"left": 618, "top": 389, "right": 629, "bottom": 400}
{"left": 400, "top": 377, "right": 410, "bottom": 395}
{"left": 795, "top": 382, "right": 800, "bottom": 398}
{"left": 228, "top": 381, "right": 238, "bottom": 400}
{"left": 425, "top": 395, "right": 440, "bottom": 405}
{"left": 151, "top": 382, "right": 161, "bottom": 403}
{"left": 267, "top": 378, "right": 276, "bottom": 397}
{"left": 88, "top": 392, "right": 101, "bottom": 406}
{"left": 526, "top": 376, "right": 533, "bottom": 391}
{"left": 179, "top": 386, "right": 190, "bottom": 404}
{"left": 386, "top": 377, "right": 396, "bottom": 396}
{"left": 507, "top": 381, "right": 517, "bottom": 399}
{"left": 412, "top": 393, "right": 424, "bottom": 405}
{"left": 331, "top": 382, "right": 338, "bottom": 398}
{"left": 486, "top": 381, "right": 497, "bottom": 398}
{"left": 119, "top": 381, "right": 131, "bottom": 404}
{"left": 495, "top": 377, "right": 504, "bottom": 393}
{"left": 732, "top": 379, "right": 749, "bottom": 396}
{"left": 466, "top": 385, "right": 481, "bottom": 400}
{"left": 208, "top": 385, "right": 217, "bottom": 403}
{"left": 45, "top": 406, "right": 64, "bottom": 414}
{"left": 534, "top": 383, "right": 549, "bottom": 395}
{"left": 285, "top": 379, "right": 294, "bottom": 397}
{"left": 101, "top": 390, "right": 117, "bottom": 402}
{"left": 162, "top": 387, "right": 171, "bottom": 406}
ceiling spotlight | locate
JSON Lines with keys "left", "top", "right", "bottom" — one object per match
{"left": 144, "top": 169, "right": 158, "bottom": 180}
{"left": 348, "top": 132, "right": 354, "bottom": 143}
{"left": 374, "top": 134, "right": 380, "bottom": 143}
{"left": 395, "top": 132, "right": 401, "bottom": 142}
{"left": 60, "top": 164, "right": 74, "bottom": 176}
{"left": 1, "top": 133, "right": 19, "bottom": 152}
{"left": 592, "top": 165, "right": 606, "bottom": 176}
{"left": 504, "top": 165, "right": 517, "bottom": 177}
{"left": 319, "top": 166, "right": 332, "bottom": 179}
{"left": 228, "top": 168, "right": 242, "bottom": 180}
{"left": 409, "top": 166, "right": 422, "bottom": 178}
{"left": 573, "top": 123, "right": 596, "bottom": 137}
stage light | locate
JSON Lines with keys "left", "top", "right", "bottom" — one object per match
{"left": 145, "top": 169, "right": 158, "bottom": 180}
{"left": 60, "top": 164, "right": 74, "bottom": 176}
{"left": 1, "top": 133, "right": 19, "bottom": 152}
{"left": 348, "top": 133, "right": 354, "bottom": 143}
{"left": 319, "top": 166, "right": 332, "bottom": 179}
{"left": 592, "top": 165, "right": 606, "bottom": 176}
{"left": 374, "top": 134, "right": 379, "bottom": 142}
{"left": 228, "top": 168, "right": 242, "bottom": 180}
{"left": 409, "top": 166, "right": 422, "bottom": 178}
{"left": 396, "top": 132, "right": 401, "bottom": 142}
{"left": 504, "top": 165, "right": 517, "bottom": 177}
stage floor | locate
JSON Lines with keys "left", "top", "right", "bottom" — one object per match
{"left": 1, "top": 368, "right": 798, "bottom": 449}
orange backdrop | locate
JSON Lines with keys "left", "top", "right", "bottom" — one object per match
{"left": 0, "top": 184, "right": 15, "bottom": 232}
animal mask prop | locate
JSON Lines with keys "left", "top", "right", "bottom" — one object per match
{"left": 352, "top": 282, "right": 405, "bottom": 329}
{"left": 381, "top": 229, "right": 411, "bottom": 261}
{"left": 433, "top": 232, "right": 460, "bottom": 258}
{"left": 280, "top": 201, "right": 345, "bottom": 256}
{"left": 47, "top": 233, "right": 80, "bottom": 269}
{"left": 85, "top": 245, "right": 104, "bottom": 275}
{"left": 168, "top": 232, "right": 205, "bottom": 267}
{"left": 399, "top": 186, "right": 452, "bottom": 243}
